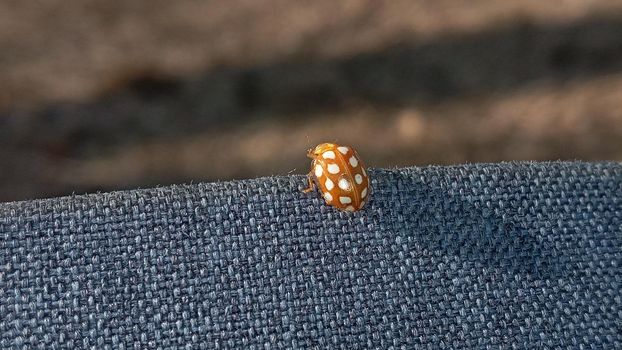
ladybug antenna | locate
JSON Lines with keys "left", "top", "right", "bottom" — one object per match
{"left": 305, "top": 134, "right": 312, "bottom": 155}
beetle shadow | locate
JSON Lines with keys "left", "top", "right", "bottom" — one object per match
{"left": 372, "top": 169, "right": 564, "bottom": 279}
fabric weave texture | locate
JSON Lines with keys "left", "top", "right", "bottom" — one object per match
{"left": 0, "top": 162, "right": 620, "bottom": 349}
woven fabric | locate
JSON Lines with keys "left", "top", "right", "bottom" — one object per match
{"left": 0, "top": 162, "right": 620, "bottom": 349}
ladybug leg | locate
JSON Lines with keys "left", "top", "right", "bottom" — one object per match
{"left": 302, "top": 173, "right": 315, "bottom": 193}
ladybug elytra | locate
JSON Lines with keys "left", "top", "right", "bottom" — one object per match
{"left": 303, "top": 143, "right": 370, "bottom": 212}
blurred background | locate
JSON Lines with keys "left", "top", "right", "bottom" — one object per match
{"left": 1, "top": 0, "right": 622, "bottom": 202}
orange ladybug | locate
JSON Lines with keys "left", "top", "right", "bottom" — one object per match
{"left": 303, "top": 143, "right": 370, "bottom": 211}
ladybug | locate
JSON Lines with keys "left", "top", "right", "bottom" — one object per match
{"left": 303, "top": 143, "right": 370, "bottom": 211}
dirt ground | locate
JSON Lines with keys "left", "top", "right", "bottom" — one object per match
{"left": 1, "top": 1, "right": 622, "bottom": 202}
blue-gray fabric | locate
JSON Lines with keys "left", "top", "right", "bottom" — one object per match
{"left": 0, "top": 162, "right": 620, "bottom": 349}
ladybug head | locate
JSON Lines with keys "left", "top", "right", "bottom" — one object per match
{"left": 308, "top": 143, "right": 336, "bottom": 158}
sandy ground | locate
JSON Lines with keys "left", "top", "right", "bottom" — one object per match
{"left": 1, "top": 1, "right": 622, "bottom": 201}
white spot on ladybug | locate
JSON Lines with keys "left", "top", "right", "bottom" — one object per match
{"left": 362, "top": 167, "right": 367, "bottom": 177}
{"left": 345, "top": 205, "right": 355, "bottom": 212}
{"left": 314, "top": 164, "right": 323, "bottom": 177}
{"left": 327, "top": 163, "right": 340, "bottom": 174}
{"left": 359, "top": 200, "right": 366, "bottom": 208}
{"left": 339, "top": 196, "right": 352, "bottom": 204}
{"left": 337, "top": 146, "right": 349, "bottom": 155}
{"left": 324, "top": 192, "right": 333, "bottom": 202}
{"left": 355, "top": 174, "right": 363, "bottom": 184}
{"left": 361, "top": 188, "right": 367, "bottom": 198}
{"left": 322, "top": 151, "right": 336, "bottom": 159}
{"left": 349, "top": 156, "right": 358, "bottom": 167}
{"left": 338, "top": 178, "right": 351, "bottom": 190}
{"left": 325, "top": 178, "right": 334, "bottom": 190}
